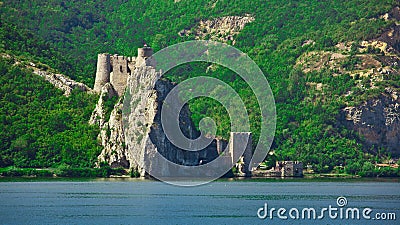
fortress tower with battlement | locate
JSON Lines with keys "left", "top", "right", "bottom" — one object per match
{"left": 93, "top": 46, "right": 155, "bottom": 96}
{"left": 92, "top": 46, "right": 259, "bottom": 177}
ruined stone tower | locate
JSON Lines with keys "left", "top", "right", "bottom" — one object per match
{"left": 230, "top": 132, "right": 252, "bottom": 176}
{"left": 92, "top": 46, "right": 257, "bottom": 177}
{"left": 110, "top": 55, "right": 130, "bottom": 96}
{"left": 93, "top": 53, "right": 111, "bottom": 93}
{"left": 136, "top": 46, "right": 154, "bottom": 67}
{"left": 276, "top": 161, "right": 303, "bottom": 177}
{"left": 93, "top": 46, "right": 154, "bottom": 96}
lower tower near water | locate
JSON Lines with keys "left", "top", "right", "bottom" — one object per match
{"left": 230, "top": 132, "right": 252, "bottom": 176}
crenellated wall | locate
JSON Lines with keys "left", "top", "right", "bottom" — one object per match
{"left": 91, "top": 46, "right": 254, "bottom": 176}
{"left": 110, "top": 55, "right": 131, "bottom": 96}
{"left": 93, "top": 46, "right": 154, "bottom": 97}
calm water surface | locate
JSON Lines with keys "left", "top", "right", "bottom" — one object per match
{"left": 0, "top": 179, "right": 399, "bottom": 224}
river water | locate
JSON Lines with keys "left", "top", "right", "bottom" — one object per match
{"left": 0, "top": 178, "right": 399, "bottom": 224}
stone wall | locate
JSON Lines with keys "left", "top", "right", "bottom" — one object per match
{"left": 91, "top": 47, "right": 255, "bottom": 177}
{"left": 93, "top": 47, "right": 156, "bottom": 97}
{"left": 230, "top": 132, "right": 252, "bottom": 176}
{"left": 277, "top": 161, "right": 303, "bottom": 177}
{"left": 110, "top": 55, "right": 131, "bottom": 96}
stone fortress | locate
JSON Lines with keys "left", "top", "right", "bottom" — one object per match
{"left": 91, "top": 45, "right": 301, "bottom": 177}
{"left": 93, "top": 45, "right": 155, "bottom": 96}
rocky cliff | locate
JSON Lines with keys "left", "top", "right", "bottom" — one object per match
{"left": 296, "top": 6, "right": 400, "bottom": 157}
{"left": 342, "top": 88, "right": 400, "bottom": 156}
{"left": 89, "top": 83, "right": 131, "bottom": 168}
{"left": 90, "top": 63, "right": 220, "bottom": 174}
{"left": 178, "top": 15, "right": 255, "bottom": 44}
{"left": 123, "top": 66, "right": 220, "bottom": 175}
{"left": 1, "top": 53, "right": 92, "bottom": 96}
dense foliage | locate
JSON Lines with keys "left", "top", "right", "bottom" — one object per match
{"left": 0, "top": 0, "right": 399, "bottom": 175}
{"left": 0, "top": 57, "right": 101, "bottom": 168}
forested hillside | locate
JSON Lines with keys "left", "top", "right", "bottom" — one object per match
{"left": 0, "top": 0, "right": 399, "bottom": 176}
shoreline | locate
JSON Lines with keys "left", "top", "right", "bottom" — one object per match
{"left": 1, "top": 167, "right": 399, "bottom": 181}
{"left": 1, "top": 175, "right": 399, "bottom": 183}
